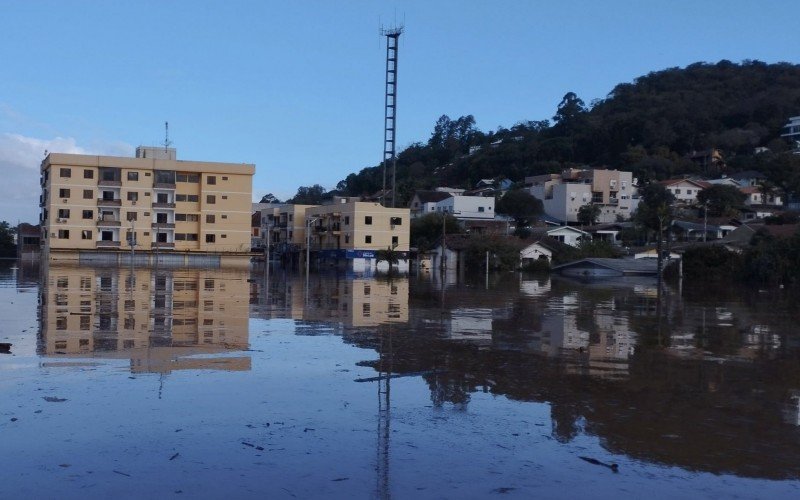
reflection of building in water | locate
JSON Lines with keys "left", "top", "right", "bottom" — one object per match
{"left": 249, "top": 272, "right": 408, "bottom": 328}
{"left": 39, "top": 265, "right": 250, "bottom": 373}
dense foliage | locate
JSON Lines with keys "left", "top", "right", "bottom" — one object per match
{"left": 0, "top": 221, "right": 16, "bottom": 258}
{"left": 410, "top": 213, "right": 462, "bottom": 253}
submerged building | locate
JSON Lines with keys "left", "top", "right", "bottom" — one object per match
{"left": 39, "top": 146, "right": 254, "bottom": 264}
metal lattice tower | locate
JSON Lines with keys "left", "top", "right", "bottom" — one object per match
{"left": 381, "top": 26, "right": 403, "bottom": 208}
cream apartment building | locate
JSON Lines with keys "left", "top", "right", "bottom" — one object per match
{"left": 305, "top": 198, "right": 410, "bottom": 272}
{"left": 40, "top": 147, "right": 254, "bottom": 263}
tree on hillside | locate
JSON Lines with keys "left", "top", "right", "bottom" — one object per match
{"left": 697, "top": 185, "right": 747, "bottom": 217}
{"left": 577, "top": 204, "right": 601, "bottom": 226}
{"left": 495, "top": 190, "right": 543, "bottom": 237}
{"left": 286, "top": 184, "right": 328, "bottom": 205}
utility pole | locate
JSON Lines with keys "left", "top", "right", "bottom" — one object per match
{"left": 703, "top": 201, "right": 708, "bottom": 242}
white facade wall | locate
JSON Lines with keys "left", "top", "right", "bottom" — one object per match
{"left": 437, "top": 195, "right": 494, "bottom": 219}
{"left": 664, "top": 181, "right": 703, "bottom": 203}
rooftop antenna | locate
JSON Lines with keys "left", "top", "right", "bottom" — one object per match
{"left": 163, "top": 121, "right": 172, "bottom": 153}
{"left": 380, "top": 22, "right": 404, "bottom": 208}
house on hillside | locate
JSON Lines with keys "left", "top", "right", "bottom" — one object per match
{"left": 687, "top": 148, "right": 725, "bottom": 173}
{"left": 740, "top": 186, "right": 782, "bottom": 206}
{"left": 658, "top": 179, "right": 708, "bottom": 204}
{"left": 409, "top": 191, "right": 451, "bottom": 218}
{"left": 526, "top": 168, "right": 637, "bottom": 224}
{"left": 730, "top": 170, "right": 767, "bottom": 188}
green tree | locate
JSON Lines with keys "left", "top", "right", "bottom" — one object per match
{"left": 696, "top": 184, "right": 747, "bottom": 217}
{"left": 410, "top": 213, "right": 461, "bottom": 252}
{"left": 0, "top": 221, "right": 16, "bottom": 258}
{"left": 287, "top": 184, "right": 328, "bottom": 205}
{"left": 495, "top": 190, "right": 543, "bottom": 237}
{"left": 259, "top": 193, "right": 282, "bottom": 204}
{"left": 577, "top": 204, "right": 601, "bottom": 226}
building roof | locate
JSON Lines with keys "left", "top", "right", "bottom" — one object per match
{"left": 521, "top": 236, "right": 572, "bottom": 254}
{"left": 412, "top": 191, "right": 452, "bottom": 204}
{"left": 552, "top": 258, "right": 658, "bottom": 275}
{"left": 658, "top": 178, "right": 708, "bottom": 189}
{"left": 730, "top": 170, "right": 766, "bottom": 181}
{"left": 528, "top": 226, "right": 590, "bottom": 238}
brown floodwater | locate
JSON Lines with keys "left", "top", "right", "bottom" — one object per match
{"left": 1, "top": 260, "right": 799, "bottom": 499}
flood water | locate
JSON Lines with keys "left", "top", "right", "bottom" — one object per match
{"left": 2, "top": 260, "right": 800, "bottom": 499}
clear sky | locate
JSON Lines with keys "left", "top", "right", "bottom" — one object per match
{"left": 1, "top": 0, "right": 799, "bottom": 223}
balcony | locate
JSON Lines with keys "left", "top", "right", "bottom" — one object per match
{"left": 153, "top": 182, "right": 176, "bottom": 190}
{"left": 152, "top": 222, "right": 175, "bottom": 230}
{"left": 97, "top": 198, "right": 122, "bottom": 207}
{"left": 98, "top": 179, "right": 122, "bottom": 187}
{"left": 152, "top": 202, "right": 176, "bottom": 209}
{"left": 96, "top": 217, "right": 121, "bottom": 227}
{"left": 151, "top": 242, "right": 175, "bottom": 250}
{"left": 96, "top": 240, "right": 121, "bottom": 248}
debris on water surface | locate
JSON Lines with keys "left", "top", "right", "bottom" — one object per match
{"left": 10, "top": 417, "right": 18, "bottom": 422}
{"left": 113, "top": 470, "right": 131, "bottom": 477}
{"left": 492, "top": 487, "right": 516, "bottom": 494}
{"left": 43, "top": 397, "right": 67, "bottom": 403}
{"left": 169, "top": 453, "right": 180, "bottom": 461}
{"left": 0, "top": 343, "right": 11, "bottom": 354}
{"left": 331, "top": 477, "right": 349, "bottom": 482}
{"left": 579, "top": 456, "right": 619, "bottom": 472}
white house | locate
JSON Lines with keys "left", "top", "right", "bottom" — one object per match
{"left": 529, "top": 226, "right": 590, "bottom": 248}
{"left": 409, "top": 191, "right": 452, "bottom": 218}
{"left": 438, "top": 194, "right": 495, "bottom": 219}
{"left": 658, "top": 179, "right": 708, "bottom": 204}
{"left": 740, "top": 186, "right": 782, "bottom": 206}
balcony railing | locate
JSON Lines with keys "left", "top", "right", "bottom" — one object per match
{"left": 98, "top": 179, "right": 122, "bottom": 187}
{"left": 97, "top": 198, "right": 122, "bottom": 206}
{"left": 153, "top": 182, "right": 176, "bottom": 189}
{"left": 152, "top": 202, "right": 176, "bottom": 209}
{"left": 151, "top": 222, "right": 175, "bottom": 229}
{"left": 151, "top": 242, "right": 175, "bottom": 249}
{"left": 96, "top": 218, "right": 121, "bottom": 227}
{"left": 96, "top": 240, "right": 121, "bottom": 248}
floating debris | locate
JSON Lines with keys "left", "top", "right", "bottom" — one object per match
{"left": 579, "top": 456, "right": 619, "bottom": 472}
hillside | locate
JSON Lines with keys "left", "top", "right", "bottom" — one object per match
{"left": 288, "top": 60, "right": 800, "bottom": 205}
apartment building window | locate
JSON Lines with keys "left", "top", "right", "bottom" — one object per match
{"left": 127, "top": 212, "right": 137, "bottom": 221}
{"left": 478, "top": 207, "right": 485, "bottom": 212}
{"left": 392, "top": 236, "right": 398, "bottom": 246}
{"left": 221, "top": 234, "right": 227, "bottom": 238}
{"left": 365, "top": 235, "right": 372, "bottom": 244}
{"left": 221, "top": 214, "right": 227, "bottom": 219}
{"left": 176, "top": 194, "right": 199, "bottom": 202}
{"left": 60, "top": 168, "right": 71, "bottom": 178}
{"left": 59, "top": 188, "right": 70, "bottom": 198}
{"left": 365, "top": 216, "right": 372, "bottom": 225}
{"left": 675, "top": 189, "right": 681, "bottom": 194}
{"left": 127, "top": 191, "right": 138, "bottom": 202}
{"left": 222, "top": 176, "right": 228, "bottom": 181}
{"left": 207, "top": 176, "right": 216, "bottom": 185}
{"left": 57, "top": 209, "right": 70, "bottom": 218}
{"left": 205, "top": 214, "right": 215, "bottom": 223}
{"left": 81, "top": 230, "right": 92, "bottom": 240}
{"left": 58, "top": 230, "right": 70, "bottom": 239}
{"left": 176, "top": 173, "right": 200, "bottom": 183}
{"left": 345, "top": 235, "right": 350, "bottom": 244}
{"left": 206, "top": 234, "right": 216, "bottom": 243}
{"left": 207, "top": 195, "right": 216, "bottom": 204}
{"left": 127, "top": 172, "right": 139, "bottom": 181}
{"left": 84, "top": 169, "right": 93, "bottom": 179}
{"left": 82, "top": 210, "right": 93, "bottom": 219}
{"left": 83, "top": 189, "right": 93, "bottom": 199}
{"left": 156, "top": 193, "right": 169, "bottom": 203}
{"left": 344, "top": 216, "right": 350, "bottom": 225}
{"left": 222, "top": 195, "right": 228, "bottom": 200}
{"left": 390, "top": 217, "right": 402, "bottom": 225}
{"left": 187, "top": 233, "right": 198, "bottom": 241}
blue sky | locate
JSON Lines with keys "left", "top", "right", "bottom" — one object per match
{"left": 1, "top": 0, "right": 799, "bottom": 223}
